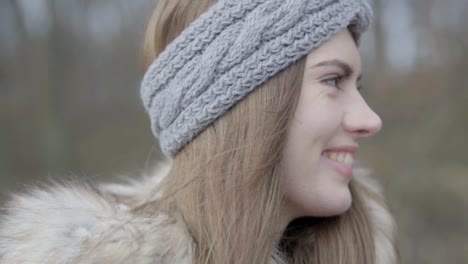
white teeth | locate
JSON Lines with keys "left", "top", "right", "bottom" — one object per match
{"left": 337, "top": 153, "right": 345, "bottom": 163}
{"left": 325, "top": 151, "right": 353, "bottom": 166}
{"left": 344, "top": 153, "right": 353, "bottom": 166}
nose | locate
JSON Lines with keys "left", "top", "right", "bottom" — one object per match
{"left": 343, "top": 93, "right": 383, "bottom": 139}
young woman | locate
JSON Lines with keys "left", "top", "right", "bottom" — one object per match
{"left": 0, "top": 0, "right": 400, "bottom": 263}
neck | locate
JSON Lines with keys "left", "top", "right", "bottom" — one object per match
{"left": 275, "top": 200, "right": 301, "bottom": 246}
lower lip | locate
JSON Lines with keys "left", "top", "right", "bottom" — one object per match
{"left": 320, "top": 155, "right": 353, "bottom": 179}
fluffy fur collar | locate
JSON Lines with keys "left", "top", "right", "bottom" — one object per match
{"left": 0, "top": 159, "right": 398, "bottom": 263}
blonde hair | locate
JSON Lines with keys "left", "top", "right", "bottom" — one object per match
{"left": 140, "top": 1, "right": 398, "bottom": 263}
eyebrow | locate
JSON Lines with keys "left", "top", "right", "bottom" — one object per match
{"left": 310, "top": 59, "right": 362, "bottom": 81}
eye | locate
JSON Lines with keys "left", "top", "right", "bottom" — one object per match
{"left": 321, "top": 75, "right": 344, "bottom": 90}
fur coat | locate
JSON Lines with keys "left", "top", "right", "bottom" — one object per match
{"left": 0, "top": 159, "right": 398, "bottom": 264}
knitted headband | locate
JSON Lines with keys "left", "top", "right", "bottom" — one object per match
{"left": 141, "top": 0, "right": 372, "bottom": 158}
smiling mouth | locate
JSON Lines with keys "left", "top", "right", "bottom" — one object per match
{"left": 321, "top": 151, "right": 354, "bottom": 166}
{"left": 321, "top": 151, "right": 354, "bottom": 178}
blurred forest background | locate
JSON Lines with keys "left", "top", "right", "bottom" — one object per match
{"left": 0, "top": 0, "right": 467, "bottom": 263}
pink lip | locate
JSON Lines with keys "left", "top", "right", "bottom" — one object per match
{"left": 323, "top": 145, "right": 359, "bottom": 154}
{"left": 321, "top": 144, "right": 358, "bottom": 179}
{"left": 321, "top": 155, "right": 353, "bottom": 179}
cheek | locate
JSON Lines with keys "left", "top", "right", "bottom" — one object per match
{"left": 282, "top": 95, "right": 341, "bottom": 191}
{"left": 293, "top": 92, "right": 341, "bottom": 136}
{"left": 281, "top": 99, "right": 351, "bottom": 217}
{"left": 281, "top": 85, "right": 351, "bottom": 216}
{"left": 285, "top": 106, "right": 339, "bottom": 163}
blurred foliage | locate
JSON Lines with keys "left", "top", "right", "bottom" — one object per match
{"left": 0, "top": 0, "right": 467, "bottom": 263}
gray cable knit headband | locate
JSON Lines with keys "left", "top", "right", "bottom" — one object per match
{"left": 141, "top": 0, "right": 372, "bottom": 158}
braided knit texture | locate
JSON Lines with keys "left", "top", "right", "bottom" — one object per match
{"left": 141, "top": 0, "right": 373, "bottom": 157}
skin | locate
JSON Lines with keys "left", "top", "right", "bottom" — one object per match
{"left": 280, "top": 29, "right": 383, "bottom": 227}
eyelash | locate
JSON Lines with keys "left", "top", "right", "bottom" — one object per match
{"left": 321, "top": 75, "right": 363, "bottom": 91}
{"left": 322, "top": 75, "right": 345, "bottom": 91}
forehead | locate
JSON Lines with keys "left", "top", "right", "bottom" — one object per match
{"left": 305, "top": 29, "right": 362, "bottom": 72}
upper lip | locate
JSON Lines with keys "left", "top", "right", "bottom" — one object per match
{"left": 322, "top": 145, "right": 359, "bottom": 154}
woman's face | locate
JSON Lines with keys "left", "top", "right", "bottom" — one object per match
{"left": 281, "top": 29, "right": 382, "bottom": 219}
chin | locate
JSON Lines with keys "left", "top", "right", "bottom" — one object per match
{"left": 333, "top": 195, "right": 353, "bottom": 215}
{"left": 327, "top": 189, "right": 352, "bottom": 216}
{"left": 305, "top": 188, "right": 353, "bottom": 217}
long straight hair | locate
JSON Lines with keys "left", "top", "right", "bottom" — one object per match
{"left": 141, "top": 1, "right": 398, "bottom": 263}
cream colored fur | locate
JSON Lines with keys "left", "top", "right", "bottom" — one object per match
{"left": 0, "top": 159, "right": 397, "bottom": 263}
